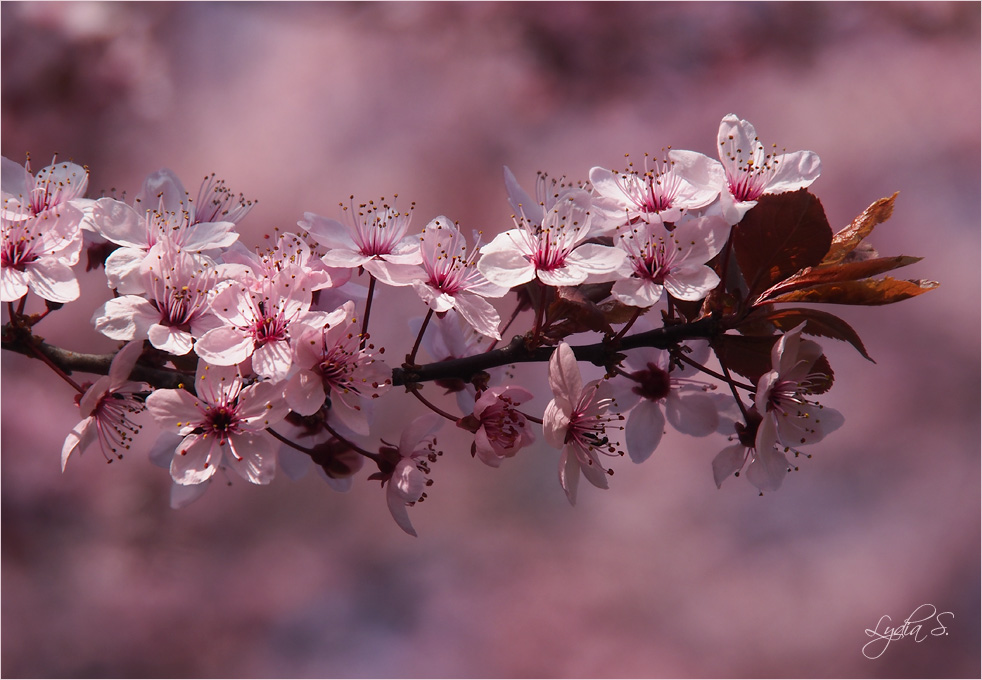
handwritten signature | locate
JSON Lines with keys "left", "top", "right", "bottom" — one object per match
{"left": 863, "top": 604, "right": 954, "bottom": 659}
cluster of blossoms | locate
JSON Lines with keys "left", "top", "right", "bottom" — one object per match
{"left": 2, "top": 114, "right": 933, "bottom": 536}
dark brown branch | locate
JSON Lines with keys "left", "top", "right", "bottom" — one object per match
{"left": 2, "top": 325, "right": 192, "bottom": 390}
{"left": 392, "top": 315, "right": 720, "bottom": 386}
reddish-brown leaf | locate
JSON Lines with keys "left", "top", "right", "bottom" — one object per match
{"left": 763, "top": 307, "right": 873, "bottom": 361}
{"left": 756, "top": 255, "right": 922, "bottom": 304}
{"left": 822, "top": 192, "right": 898, "bottom": 265}
{"left": 767, "top": 277, "right": 939, "bottom": 306}
{"left": 733, "top": 190, "right": 833, "bottom": 299}
{"left": 711, "top": 334, "right": 778, "bottom": 385}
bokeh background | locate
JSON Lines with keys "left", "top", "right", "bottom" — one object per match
{"left": 2, "top": 2, "right": 979, "bottom": 677}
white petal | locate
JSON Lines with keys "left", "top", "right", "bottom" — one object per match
{"left": 548, "top": 343, "right": 581, "bottom": 411}
{"left": 766, "top": 150, "right": 821, "bottom": 194}
{"left": 475, "top": 247, "right": 535, "bottom": 289}
{"left": 452, "top": 293, "right": 502, "bottom": 340}
{"left": 712, "top": 443, "right": 748, "bottom": 488}
{"left": 92, "top": 296, "right": 156, "bottom": 341}
{"left": 746, "top": 447, "right": 789, "bottom": 492}
{"left": 226, "top": 432, "right": 277, "bottom": 485}
{"left": 0, "top": 266, "right": 29, "bottom": 301}
{"left": 26, "top": 258, "right": 79, "bottom": 303}
{"left": 284, "top": 370, "right": 326, "bottom": 417}
{"left": 665, "top": 392, "right": 719, "bottom": 436}
{"left": 148, "top": 324, "right": 194, "bottom": 355}
{"left": 170, "top": 434, "right": 220, "bottom": 485}
{"left": 194, "top": 327, "right": 254, "bottom": 366}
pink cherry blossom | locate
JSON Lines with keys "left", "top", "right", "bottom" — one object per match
{"left": 754, "top": 324, "right": 844, "bottom": 456}
{"left": 542, "top": 342, "right": 623, "bottom": 505}
{"left": 716, "top": 114, "right": 821, "bottom": 223}
{"left": 285, "top": 301, "right": 391, "bottom": 435}
{"left": 611, "top": 214, "right": 729, "bottom": 308}
{"left": 478, "top": 174, "right": 625, "bottom": 289}
{"left": 2, "top": 155, "right": 89, "bottom": 221}
{"left": 194, "top": 265, "right": 315, "bottom": 380}
{"left": 613, "top": 342, "right": 719, "bottom": 464}
{"left": 145, "top": 362, "right": 290, "bottom": 485}
{"left": 412, "top": 216, "right": 509, "bottom": 339}
{"left": 463, "top": 385, "right": 535, "bottom": 467}
{"left": 92, "top": 240, "right": 226, "bottom": 355}
{"left": 61, "top": 340, "right": 148, "bottom": 470}
{"left": 589, "top": 151, "right": 723, "bottom": 229}
{"left": 301, "top": 197, "right": 423, "bottom": 287}
{"left": 1, "top": 203, "right": 84, "bottom": 303}
{"left": 377, "top": 414, "right": 443, "bottom": 537}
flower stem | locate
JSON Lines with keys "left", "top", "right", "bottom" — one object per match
{"left": 714, "top": 350, "right": 751, "bottom": 423}
{"left": 673, "top": 350, "right": 755, "bottom": 390}
{"left": 408, "top": 308, "right": 433, "bottom": 365}
{"left": 612, "top": 308, "right": 642, "bottom": 342}
{"left": 360, "top": 273, "right": 377, "bottom": 350}
{"left": 409, "top": 385, "right": 459, "bottom": 422}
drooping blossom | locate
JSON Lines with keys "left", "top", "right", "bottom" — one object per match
{"left": 611, "top": 214, "right": 729, "bottom": 308}
{"left": 285, "top": 301, "right": 391, "bottom": 435}
{"left": 754, "top": 323, "right": 844, "bottom": 456}
{"left": 372, "top": 414, "right": 443, "bottom": 537}
{"left": 1, "top": 155, "right": 89, "bottom": 221}
{"left": 301, "top": 197, "right": 423, "bottom": 287}
{"left": 478, "top": 169, "right": 625, "bottom": 289}
{"left": 459, "top": 385, "right": 535, "bottom": 468}
{"left": 145, "top": 362, "right": 290, "bottom": 485}
{"left": 194, "top": 265, "right": 316, "bottom": 380}
{"left": 611, "top": 342, "right": 719, "bottom": 464}
{"left": 713, "top": 325, "right": 843, "bottom": 492}
{"left": 716, "top": 114, "right": 821, "bottom": 224}
{"left": 1, "top": 203, "right": 84, "bottom": 303}
{"left": 543, "top": 342, "right": 623, "bottom": 505}
{"left": 92, "top": 239, "right": 226, "bottom": 355}
{"left": 412, "top": 216, "right": 509, "bottom": 339}
{"left": 61, "top": 340, "right": 148, "bottom": 470}
{"left": 589, "top": 151, "right": 723, "bottom": 229}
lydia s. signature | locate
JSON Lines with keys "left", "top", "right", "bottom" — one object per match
{"left": 863, "top": 604, "right": 954, "bottom": 659}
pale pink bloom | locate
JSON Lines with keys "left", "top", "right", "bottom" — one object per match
{"left": 92, "top": 240, "right": 225, "bottom": 355}
{"left": 2, "top": 155, "right": 89, "bottom": 221}
{"left": 611, "top": 214, "right": 729, "bottom": 308}
{"left": 194, "top": 265, "right": 315, "bottom": 380}
{"left": 716, "top": 114, "right": 821, "bottom": 224}
{"left": 466, "top": 385, "right": 535, "bottom": 467}
{"left": 301, "top": 197, "right": 423, "bottom": 287}
{"left": 412, "top": 216, "right": 509, "bottom": 339}
{"left": 413, "top": 309, "right": 497, "bottom": 413}
{"left": 61, "top": 341, "right": 148, "bottom": 471}
{"left": 543, "top": 342, "right": 622, "bottom": 505}
{"left": 589, "top": 151, "right": 723, "bottom": 229}
{"left": 285, "top": 301, "right": 391, "bottom": 435}
{"left": 612, "top": 343, "right": 718, "bottom": 464}
{"left": 145, "top": 362, "right": 290, "bottom": 485}
{"left": 1, "top": 204, "right": 84, "bottom": 303}
{"left": 148, "top": 432, "right": 213, "bottom": 509}
{"left": 712, "top": 436, "right": 792, "bottom": 493}
{"left": 379, "top": 414, "right": 443, "bottom": 537}
{"left": 131, "top": 168, "right": 254, "bottom": 226}
{"left": 221, "top": 231, "right": 343, "bottom": 291}
{"left": 754, "top": 323, "right": 844, "bottom": 456}
{"left": 89, "top": 169, "right": 241, "bottom": 294}
{"left": 478, "top": 174, "right": 625, "bottom": 289}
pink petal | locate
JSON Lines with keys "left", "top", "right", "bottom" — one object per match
{"left": 194, "top": 326, "right": 254, "bottom": 366}
{"left": 226, "top": 432, "right": 277, "bottom": 485}
{"left": 712, "top": 443, "right": 748, "bottom": 488}
{"left": 625, "top": 400, "right": 665, "bottom": 464}
{"left": 170, "top": 433, "right": 221, "bottom": 485}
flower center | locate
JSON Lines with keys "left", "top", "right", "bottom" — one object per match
{"left": 206, "top": 405, "right": 240, "bottom": 442}
{"left": 631, "top": 363, "right": 672, "bottom": 401}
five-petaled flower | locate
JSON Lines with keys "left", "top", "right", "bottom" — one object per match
{"left": 543, "top": 342, "right": 623, "bottom": 505}
{"left": 146, "top": 361, "right": 290, "bottom": 486}
{"left": 61, "top": 340, "right": 148, "bottom": 470}
{"left": 716, "top": 113, "right": 821, "bottom": 224}
{"left": 460, "top": 385, "right": 536, "bottom": 467}
{"left": 374, "top": 414, "right": 443, "bottom": 537}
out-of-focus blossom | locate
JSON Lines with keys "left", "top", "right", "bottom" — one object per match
{"left": 613, "top": 342, "right": 718, "bottom": 464}
{"left": 61, "top": 340, "right": 148, "bottom": 471}
{"left": 91, "top": 239, "right": 225, "bottom": 355}
{"left": 374, "top": 414, "right": 443, "bottom": 537}
{"left": 543, "top": 342, "right": 622, "bottom": 504}
{"left": 145, "top": 362, "right": 289, "bottom": 486}
{"left": 459, "top": 385, "right": 535, "bottom": 467}
{"left": 285, "top": 300, "right": 391, "bottom": 435}
{"left": 221, "top": 231, "right": 342, "bottom": 291}
{"left": 716, "top": 113, "right": 821, "bottom": 223}
{"left": 301, "top": 197, "right": 423, "bottom": 287}
{"left": 589, "top": 151, "right": 723, "bottom": 228}
{"left": 611, "top": 213, "right": 729, "bottom": 308}
{"left": 478, "top": 169, "right": 625, "bottom": 288}
{"left": 412, "top": 216, "right": 509, "bottom": 339}
{"left": 194, "top": 265, "right": 315, "bottom": 380}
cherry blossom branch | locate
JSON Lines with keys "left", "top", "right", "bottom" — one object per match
{"left": 392, "top": 315, "right": 720, "bottom": 386}
{"left": 1, "top": 324, "right": 191, "bottom": 391}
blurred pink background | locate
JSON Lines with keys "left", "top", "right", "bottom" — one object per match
{"left": 2, "top": 2, "right": 979, "bottom": 677}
